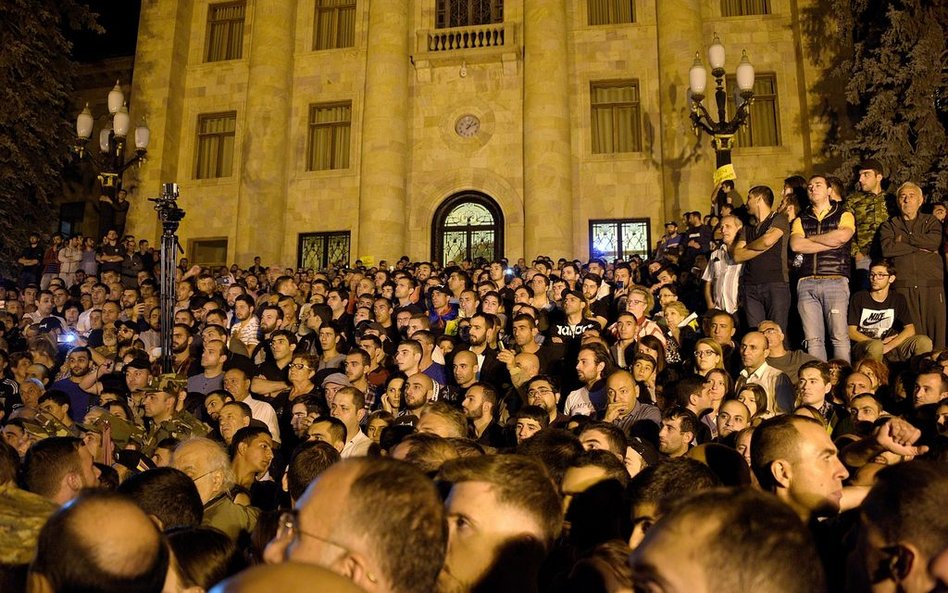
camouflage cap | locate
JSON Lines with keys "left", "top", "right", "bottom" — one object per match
{"left": 142, "top": 373, "right": 187, "bottom": 394}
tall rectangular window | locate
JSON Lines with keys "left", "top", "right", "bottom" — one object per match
{"left": 306, "top": 102, "right": 351, "bottom": 171}
{"left": 194, "top": 112, "right": 237, "bottom": 179}
{"left": 298, "top": 231, "right": 351, "bottom": 269}
{"left": 313, "top": 0, "right": 356, "bottom": 50}
{"left": 589, "top": 219, "right": 651, "bottom": 261}
{"left": 436, "top": 0, "right": 503, "bottom": 29}
{"left": 727, "top": 73, "right": 781, "bottom": 147}
{"left": 205, "top": 2, "right": 246, "bottom": 62}
{"left": 721, "top": 0, "right": 770, "bottom": 16}
{"left": 588, "top": 0, "right": 635, "bottom": 25}
{"left": 590, "top": 80, "right": 642, "bottom": 154}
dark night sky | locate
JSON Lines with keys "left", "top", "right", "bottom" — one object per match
{"left": 68, "top": 1, "right": 141, "bottom": 62}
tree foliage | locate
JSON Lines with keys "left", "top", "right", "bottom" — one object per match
{"left": 0, "top": 0, "right": 99, "bottom": 275}
{"left": 805, "top": 0, "right": 947, "bottom": 200}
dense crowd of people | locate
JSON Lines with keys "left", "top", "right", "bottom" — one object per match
{"left": 1, "top": 162, "right": 948, "bottom": 593}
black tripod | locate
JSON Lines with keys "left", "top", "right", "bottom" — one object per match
{"left": 150, "top": 183, "right": 185, "bottom": 374}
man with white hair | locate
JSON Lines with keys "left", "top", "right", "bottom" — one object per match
{"left": 172, "top": 437, "right": 259, "bottom": 541}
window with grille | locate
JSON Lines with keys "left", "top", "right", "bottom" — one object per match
{"left": 590, "top": 80, "right": 642, "bottom": 154}
{"left": 314, "top": 0, "right": 356, "bottom": 50}
{"left": 306, "top": 102, "right": 351, "bottom": 171}
{"left": 589, "top": 219, "right": 651, "bottom": 261}
{"left": 588, "top": 0, "right": 635, "bottom": 25}
{"left": 298, "top": 231, "right": 351, "bottom": 269}
{"left": 435, "top": 0, "right": 503, "bottom": 29}
{"left": 190, "top": 238, "right": 229, "bottom": 267}
{"left": 721, "top": 0, "right": 770, "bottom": 16}
{"left": 726, "top": 73, "right": 781, "bottom": 147}
{"left": 205, "top": 2, "right": 246, "bottom": 62}
{"left": 194, "top": 112, "right": 237, "bottom": 179}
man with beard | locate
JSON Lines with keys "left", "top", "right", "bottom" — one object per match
{"left": 50, "top": 347, "right": 100, "bottom": 423}
{"left": 464, "top": 313, "right": 509, "bottom": 393}
{"left": 563, "top": 343, "right": 609, "bottom": 416}
{"left": 231, "top": 294, "right": 260, "bottom": 350}
{"left": 398, "top": 373, "right": 433, "bottom": 423}
{"left": 251, "top": 304, "right": 285, "bottom": 366}
{"left": 460, "top": 382, "right": 507, "bottom": 447}
{"left": 187, "top": 338, "right": 228, "bottom": 396}
{"left": 658, "top": 406, "right": 698, "bottom": 458}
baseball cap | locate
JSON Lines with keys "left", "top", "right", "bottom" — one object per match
{"left": 38, "top": 317, "right": 63, "bottom": 334}
{"left": 858, "top": 159, "right": 885, "bottom": 176}
{"left": 321, "top": 373, "right": 351, "bottom": 387}
{"left": 628, "top": 436, "right": 660, "bottom": 467}
{"left": 429, "top": 285, "right": 452, "bottom": 297}
{"left": 563, "top": 288, "right": 586, "bottom": 303}
{"left": 142, "top": 374, "right": 187, "bottom": 394}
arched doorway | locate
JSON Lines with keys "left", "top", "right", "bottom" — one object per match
{"left": 432, "top": 192, "right": 504, "bottom": 264}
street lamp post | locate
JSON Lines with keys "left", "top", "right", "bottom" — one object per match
{"left": 688, "top": 34, "right": 756, "bottom": 170}
{"left": 74, "top": 80, "right": 150, "bottom": 199}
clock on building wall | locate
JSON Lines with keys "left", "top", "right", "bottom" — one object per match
{"left": 454, "top": 114, "right": 480, "bottom": 138}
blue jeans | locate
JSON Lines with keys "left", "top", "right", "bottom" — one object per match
{"left": 797, "top": 277, "right": 850, "bottom": 362}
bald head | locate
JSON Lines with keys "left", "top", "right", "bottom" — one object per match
{"left": 514, "top": 352, "right": 540, "bottom": 380}
{"left": 31, "top": 490, "right": 169, "bottom": 593}
{"left": 740, "top": 331, "right": 770, "bottom": 371}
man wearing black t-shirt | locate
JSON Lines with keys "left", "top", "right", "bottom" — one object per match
{"left": 848, "top": 260, "right": 932, "bottom": 362}
{"left": 726, "top": 185, "right": 790, "bottom": 330}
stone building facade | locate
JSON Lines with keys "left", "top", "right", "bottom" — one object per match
{"left": 124, "top": 0, "right": 829, "bottom": 268}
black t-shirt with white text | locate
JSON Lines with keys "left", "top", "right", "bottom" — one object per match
{"left": 848, "top": 291, "right": 913, "bottom": 340}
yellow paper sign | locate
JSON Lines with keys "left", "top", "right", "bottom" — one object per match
{"left": 714, "top": 164, "right": 737, "bottom": 186}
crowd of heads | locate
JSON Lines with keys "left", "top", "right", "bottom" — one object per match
{"left": 1, "top": 165, "right": 948, "bottom": 593}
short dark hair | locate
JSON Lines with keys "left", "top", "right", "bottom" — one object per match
{"left": 578, "top": 422, "right": 628, "bottom": 458}
{"left": 117, "top": 467, "right": 204, "bottom": 528}
{"left": 798, "top": 360, "right": 831, "bottom": 384}
{"left": 516, "top": 428, "right": 584, "bottom": 486}
{"left": 570, "top": 449, "right": 630, "bottom": 488}
{"left": 628, "top": 457, "right": 721, "bottom": 509}
{"left": 338, "top": 458, "right": 447, "bottom": 593}
{"left": 165, "top": 526, "right": 245, "bottom": 590}
{"left": 515, "top": 405, "right": 550, "bottom": 428}
{"left": 0, "top": 441, "right": 19, "bottom": 485}
{"left": 221, "top": 400, "right": 252, "bottom": 420}
{"left": 662, "top": 406, "right": 698, "bottom": 437}
{"left": 439, "top": 454, "right": 563, "bottom": 547}
{"left": 748, "top": 185, "right": 775, "bottom": 207}
{"left": 23, "top": 437, "right": 83, "bottom": 499}
{"left": 229, "top": 426, "right": 272, "bottom": 458}
{"left": 286, "top": 441, "right": 341, "bottom": 502}
{"left": 634, "top": 487, "right": 825, "bottom": 593}
{"left": 861, "top": 460, "right": 948, "bottom": 560}
{"left": 751, "top": 415, "right": 823, "bottom": 492}
{"left": 312, "top": 415, "right": 348, "bottom": 443}
{"left": 39, "top": 389, "right": 70, "bottom": 408}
